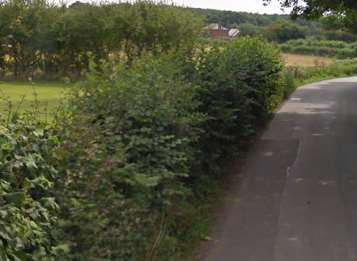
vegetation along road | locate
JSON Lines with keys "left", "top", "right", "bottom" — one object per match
{"left": 200, "top": 77, "right": 357, "bottom": 261}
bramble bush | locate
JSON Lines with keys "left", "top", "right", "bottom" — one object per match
{"left": 0, "top": 117, "right": 67, "bottom": 260}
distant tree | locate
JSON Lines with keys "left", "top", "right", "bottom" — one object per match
{"left": 264, "top": 0, "right": 357, "bottom": 17}
{"left": 0, "top": 1, "right": 204, "bottom": 80}
{"left": 264, "top": 0, "right": 357, "bottom": 32}
{"left": 265, "top": 21, "right": 306, "bottom": 43}
{"left": 239, "top": 23, "right": 263, "bottom": 36}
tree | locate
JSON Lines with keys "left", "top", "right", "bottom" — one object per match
{"left": 239, "top": 23, "right": 263, "bottom": 36}
{"left": 264, "top": 0, "right": 357, "bottom": 17}
{"left": 265, "top": 21, "right": 306, "bottom": 43}
{"left": 264, "top": 0, "right": 357, "bottom": 32}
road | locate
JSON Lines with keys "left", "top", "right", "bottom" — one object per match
{"left": 200, "top": 77, "right": 357, "bottom": 261}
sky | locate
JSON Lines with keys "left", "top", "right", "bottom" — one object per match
{"left": 172, "top": 0, "right": 290, "bottom": 14}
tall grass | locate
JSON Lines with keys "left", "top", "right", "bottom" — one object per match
{"left": 283, "top": 58, "right": 357, "bottom": 97}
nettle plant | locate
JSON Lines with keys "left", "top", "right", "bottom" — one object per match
{"left": 0, "top": 119, "right": 67, "bottom": 260}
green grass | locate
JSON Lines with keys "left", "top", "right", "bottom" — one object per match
{"left": 0, "top": 81, "right": 70, "bottom": 117}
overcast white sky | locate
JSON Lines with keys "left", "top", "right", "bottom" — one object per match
{"left": 172, "top": 0, "right": 289, "bottom": 14}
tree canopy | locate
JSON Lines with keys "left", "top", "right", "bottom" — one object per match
{"left": 264, "top": 0, "right": 357, "bottom": 32}
{"left": 265, "top": 0, "right": 357, "bottom": 17}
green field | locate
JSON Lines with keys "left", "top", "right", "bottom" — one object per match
{"left": 0, "top": 82, "right": 70, "bottom": 117}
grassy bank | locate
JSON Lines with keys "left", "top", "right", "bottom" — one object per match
{"left": 287, "top": 58, "right": 357, "bottom": 89}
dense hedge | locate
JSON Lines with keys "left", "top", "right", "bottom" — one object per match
{"left": 281, "top": 38, "right": 357, "bottom": 58}
{"left": 0, "top": 37, "right": 290, "bottom": 260}
{"left": 2, "top": 36, "right": 357, "bottom": 260}
{"left": 53, "top": 55, "right": 204, "bottom": 260}
{"left": 191, "top": 38, "right": 284, "bottom": 175}
{"left": 51, "top": 37, "right": 286, "bottom": 260}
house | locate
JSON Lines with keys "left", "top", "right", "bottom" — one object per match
{"left": 206, "top": 23, "right": 240, "bottom": 39}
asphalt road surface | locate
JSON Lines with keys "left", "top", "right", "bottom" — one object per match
{"left": 200, "top": 77, "right": 357, "bottom": 261}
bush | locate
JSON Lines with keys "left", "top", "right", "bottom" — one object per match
{"left": 0, "top": 37, "right": 289, "bottom": 261}
{"left": 0, "top": 118, "right": 67, "bottom": 260}
{"left": 54, "top": 54, "right": 204, "bottom": 260}
{"left": 265, "top": 21, "right": 306, "bottom": 43}
{"left": 191, "top": 37, "right": 284, "bottom": 175}
{"left": 51, "top": 38, "right": 286, "bottom": 260}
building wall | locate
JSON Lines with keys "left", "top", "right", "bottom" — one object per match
{"left": 209, "top": 29, "right": 230, "bottom": 39}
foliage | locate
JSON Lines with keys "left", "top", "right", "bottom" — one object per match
{"left": 265, "top": 0, "right": 357, "bottom": 17}
{"left": 0, "top": 117, "right": 67, "bottom": 260}
{"left": 3, "top": 32, "right": 357, "bottom": 261}
{"left": 323, "top": 30, "right": 356, "bottom": 42}
{"left": 239, "top": 23, "right": 263, "bottom": 36}
{"left": 190, "top": 37, "right": 284, "bottom": 175}
{"left": 191, "top": 8, "right": 287, "bottom": 28}
{"left": 287, "top": 58, "right": 357, "bottom": 86}
{"left": 0, "top": 0, "right": 204, "bottom": 80}
{"left": 50, "top": 38, "right": 286, "bottom": 260}
{"left": 265, "top": 21, "right": 306, "bottom": 43}
{"left": 53, "top": 54, "right": 204, "bottom": 260}
{"left": 265, "top": 0, "right": 357, "bottom": 33}
{"left": 193, "top": 6, "right": 357, "bottom": 44}
{"left": 281, "top": 38, "right": 357, "bottom": 58}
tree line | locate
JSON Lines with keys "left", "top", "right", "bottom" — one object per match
{"left": 192, "top": 7, "right": 357, "bottom": 44}
{"left": 0, "top": 0, "right": 203, "bottom": 80}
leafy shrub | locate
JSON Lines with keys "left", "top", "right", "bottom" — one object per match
{"left": 191, "top": 37, "right": 284, "bottom": 175}
{"left": 282, "top": 68, "right": 297, "bottom": 98}
{"left": 0, "top": 37, "right": 291, "bottom": 261}
{"left": 324, "top": 30, "right": 356, "bottom": 42}
{"left": 54, "top": 54, "right": 204, "bottom": 260}
{"left": 0, "top": 118, "right": 67, "bottom": 260}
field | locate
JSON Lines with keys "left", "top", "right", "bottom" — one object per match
{"left": 282, "top": 53, "right": 334, "bottom": 67}
{"left": 0, "top": 82, "right": 69, "bottom": 117}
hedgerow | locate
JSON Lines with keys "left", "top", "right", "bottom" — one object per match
{"left": 281, "top": 38, "right": 357, "bottom": 58}
{"left": 191, "top": 38, "right": 284, "bottom": 175}
{"left": 52, "top": 54, "right": 204, "bottom": 260}
{"left": 48, "top": 37, "right": 286, "bottom": 260}
{"left": 0, "top": 37, "right": 290, "bottom": 260}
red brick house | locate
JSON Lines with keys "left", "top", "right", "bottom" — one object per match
{"left": 206, "top": 24, "right": 240, "bottom": 39}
